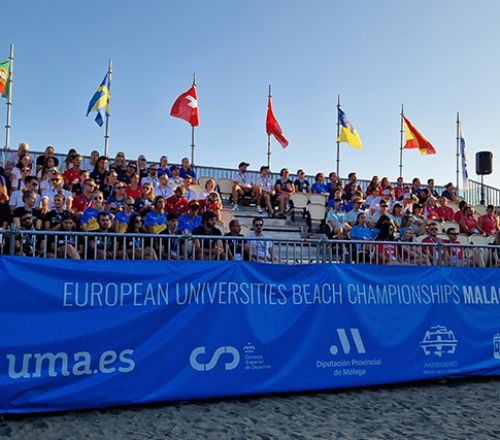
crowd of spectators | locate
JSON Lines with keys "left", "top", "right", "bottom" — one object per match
{"left": 0, "top": 142, "right": 498, "bottom": 266}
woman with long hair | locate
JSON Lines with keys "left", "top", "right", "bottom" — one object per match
{"left": 399, "top": 228, "right": 430, "bottom": 266}
{"left": 134, "top": 182, "right": 155, "bottom": 215}
{"left": 126, "top": 213, "right": 158, "bottom": 260}
{"left": 375, "top": 222, "right": 401, "bottom": 265}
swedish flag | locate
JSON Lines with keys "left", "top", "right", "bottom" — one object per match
{"left": 337, "top": 108, "right": 363, "bottom": 149}
{"left": 86, "top": 74, "right": 109, "bottom": 127}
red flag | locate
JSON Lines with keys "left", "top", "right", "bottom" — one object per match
{"left": 170, "top": 85, "right": 199, "bottom": 126}
{"left": 402, "top": 116, "right": 436, "bottom": 155}
{"left": 266, "top": 97, "right": 289, "bottom": 148}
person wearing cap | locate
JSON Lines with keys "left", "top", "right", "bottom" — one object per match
{"left": 255, "top": 165, "right": 274, "bottom": 215}
{"left": 192, "top": 211, "right": 224, "bottom": 260}
{"left": 346, "top": 197, "right": 366, "bottom": 226}
{"left": 326, "top": 198, "right": 351, "bottom": 238}
{"left": 478, "top": 205, "right": 499, "bottom": 235}
{"left": 177, "top": 200, "right": 202, "bottom": 233}
{"left": 231, "top": 162, "right": 257, "bottom": 211}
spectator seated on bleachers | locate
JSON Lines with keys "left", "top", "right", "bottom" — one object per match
{"left": 275, "top": 168, "right": 295, "bottom": 219}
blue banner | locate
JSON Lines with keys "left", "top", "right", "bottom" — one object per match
{"left": 0, "top": 256, "right": 499, "bottom": 414}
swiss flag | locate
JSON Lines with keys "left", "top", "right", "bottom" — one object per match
{"left": 170, "top": 85, "right": 199, "bottom": 126}
{"left": 266, "top": 97, "right": 288, "bottom": 148}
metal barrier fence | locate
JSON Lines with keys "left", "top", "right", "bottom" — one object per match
{"left": 1, "top": 228, "right": 499, "bottom": 268}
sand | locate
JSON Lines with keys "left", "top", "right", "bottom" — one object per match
{"left": 1, "top": 377, "right": 499, "bottom": 439}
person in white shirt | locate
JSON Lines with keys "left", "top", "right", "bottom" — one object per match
{"left": 231, "top": 162, "right": 259, "bottom": 211}
{"left": 155, "top": 173, "right": 174, "bottom": 199}
{"left": 141, "top": 165, "right": 161, "bottom": 194}
{"left": 41, "top": 173, "right": 73, "bottom": 210}
{"left": 254, "top": 165, "right": 274, "bottom": 215}
{"left": 247, "top": 218, "right": 273, "bottom": 263}
{"left": 9, "top": 176, "right": 41, "bottom": 212}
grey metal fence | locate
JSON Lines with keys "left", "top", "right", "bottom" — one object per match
{"left": 1, "top": 228, "right": 499, "bottom": 268}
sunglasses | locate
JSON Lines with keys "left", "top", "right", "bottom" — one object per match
{"left": 126, "top": 203, "right": 135, "bottom": 206}
{"left": 135, "top": 219, "right": 143, "bottom": 223}
{"left": 254, "top": 224, "right": 264, "bottom": 227}
{"left": 51, "top": 179, "right": 60, "bottom": 182}
{"left": 22, "top": 168, "right": 30, "bottom": 172}
{"left": 448, "top": 232, "right": 458, "bottom": 236}
{"left": 94, "top": 197, "right": 103, "bottom": 201}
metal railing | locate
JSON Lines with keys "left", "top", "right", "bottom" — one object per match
{"left": 1, "top": 228, "right": 499, "bottom": 268}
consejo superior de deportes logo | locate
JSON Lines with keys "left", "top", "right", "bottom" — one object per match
{"left": 189, "top": 346, "right": 240, "bottom": 372}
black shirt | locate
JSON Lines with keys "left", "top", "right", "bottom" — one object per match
{"left": 192, "top": 225, "right": 221, "bottom": 248}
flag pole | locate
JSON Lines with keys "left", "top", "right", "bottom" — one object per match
{"left": 104, "top": 59, "right": 112, "bottom": 157}
{"left": 456, "top": 112, "right": 460, "bottom": 194}
{"left": 399, "top": 104, "right": 404, "bottom": 179}
{"left": 3, "top": 44, "right": 14, "bottom": 166}
{"left": 267, "top": 84, "right": 272, "bottom": 169}
{"left": 336, "top": 94, "right": 341, "bottom": 177}
{"left": 191, "top": 72, "right": 196, "bottom": 166}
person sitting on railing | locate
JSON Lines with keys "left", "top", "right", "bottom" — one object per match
{"left": 459, "top": 206, "right": 485, "bottom": 236}
{"left": 478, "top": 205, "right": 499, "bottom": 236}
{"left": 348, "top": 212, "right": 373, "bottom": 264}
{"left": 126, "top": 213, "right": 158, "bottom": 260}
{"left": 46, "top": 215, "right": 80, "bottom": 260}
{"left": 144, "top": 196, "right": 167, "bottom": 234}
{"left": 44, "top": 193, "right": 72, "bottom": 232}
{"left": 83, "top": 150, "right": 100, "bottom": 173}
{"left": 375, "top": 222, "right": 401, "bottom": 265}
{"left": 224, "top": 219, "right": 248, "bottom": 261}
{"left": 179, "top": 157, "right": 197, "bottom": 181}
{"left": 193, "top": 211, "right": 225, "bottom": 260}
{"left": 255, "top": 165, "right": 275, "bottom": 215}
{"left": 275, "top": 168, "right": 295, "bottom": 219}
{"left": 399, "top": 228, "right": 430, "bottom": 266}
{"left": 435, "top": 196, "right": 455, "bottom": 222}
{"left": 165, "top": 186, "right": 189, "bottom": 216}
{"left": 294, "top": 169, "right": 311, "bottom": 194}
{"left": 87, "top": 211, "right": 126, "bottom": 260}
{"left": 80, "top": 191, "right": 111, "bottom": 232}
{"left": 247, "top": 218, "right": 273, "bottom": 263}
{"left": 12, "top": 189, "right": 43, "bottom": 230}
{"left": 114, "top": 197, "right": 137, "bottom": 233}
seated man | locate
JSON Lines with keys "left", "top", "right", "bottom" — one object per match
{"left": 478, "top": 205, "right": 499, "bottom": 236}
{"left": 192, "top": 211, "right": 225, "bottom": 260}
{"left": 144, "top": 196, "right": 167, "bottom": 234}
{"left": 87, "top": 211, "right": 126, "bottom": 260}
{"left": 326, "top": 198, "right": 351, "bottom": 238}
{"left": 224, "top": 219, "right": 248, "bottom": 260}
{"left": 80, "top": 191, "right": 111, "bottom": 232}
{"left": 247, "top": 218, "right": 273, "bottom": 263}
{"left": 254, "top": 165, "right": 275, "bottom": 215}
{"left": 421, "top": 222, "right": 442, "bottom": 264}
{"left": 231, "top": 162, "right": 259, "bottom": 211}
{"left": 177, "top": 200, "right": 202, "bottom": 233}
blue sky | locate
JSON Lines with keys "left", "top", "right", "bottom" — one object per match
{"left": 2, "top": 0, "right": 499, "bottom": 188}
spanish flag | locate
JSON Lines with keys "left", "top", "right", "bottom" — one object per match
{"left": 403, "top": 116, "right": 436, "bottom": 155}
{"left": 337, "top": 108, "right": 362, "bottom": 149}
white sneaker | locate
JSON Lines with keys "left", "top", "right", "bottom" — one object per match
{"left": 257, "top": 206, "right": 263, "bottom": 214}
{"left": 232, "top": 204, "right": 239, "bottom": 211}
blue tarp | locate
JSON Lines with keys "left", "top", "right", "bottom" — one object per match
{"left": 0, "top": 256, "right": 499, "bottom": 414}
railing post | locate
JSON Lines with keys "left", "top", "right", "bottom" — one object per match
{"left": 8, "top": 223, "right": 18, "bottom": 256}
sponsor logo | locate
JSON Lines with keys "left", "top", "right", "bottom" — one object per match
{"left": 6, "top": 349, "right": 135, "bottom": 379}
{"left": 189, "top": 346, "right": 240, "bottom": 372}
{"left": 494, "top": 333, "right": 500, "bottom": 360}
{"left": 420, "top": 325, "right": 458, "bottom": 357}
{"left": 329, "top": 328, "right": 366, "bottom": 355}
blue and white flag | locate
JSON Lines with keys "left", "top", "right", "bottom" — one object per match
{"left": 459, "top": 124, "right": 469, "bottom": 191}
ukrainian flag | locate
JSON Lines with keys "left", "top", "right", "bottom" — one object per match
{"left": 337, "top": 108, "right": 363, "bottom": 149}
{"left": 86, "top": 74, "right": 110, "bottom": 127}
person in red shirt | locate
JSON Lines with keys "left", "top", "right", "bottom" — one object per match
{"left": 63, "top": 154, "right": 83, "bottom": 189}
{"left": 435, "top": 197, "right": 455, "bottom": 222}
{"left": 165, "top": 186, "right": 189, "bottom": 216}
{"left": 72, "top": 178, "right": 96, "bottom": 217}
{"left": 453, "top": 200, "right": 468, "bottom": 223}
{"left": 478, "top": 205, "right": 499, "bottom": 235}
{"left": 459, "top": 206, "right": 484, "bottom": 235}
{"left": 421, "top": 222, "right": 442, "bottom": 264}
{"left": 125, "top": 173, "right": 142, "bottom": 199}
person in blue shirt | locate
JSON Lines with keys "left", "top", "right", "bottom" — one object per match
{"left": 311, "top": 173, "right": 329, "bottom": 195}
{"left": 177, "top": 200, "right": 202, "bottom": 233}
{"left": 179, "top": 157, "right": 197, "bottom": 181}
{"left": 349, "top": 212, "right": 374, "bottom": 263}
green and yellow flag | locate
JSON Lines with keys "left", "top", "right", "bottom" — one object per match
{"left": 0, "top": 59, "right": 11, "bottom": 98}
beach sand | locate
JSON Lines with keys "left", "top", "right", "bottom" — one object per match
{"left": 1, "top": 377, "right": 499, "bottom": 439}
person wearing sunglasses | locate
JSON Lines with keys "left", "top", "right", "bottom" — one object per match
{"left": 9, "top": 176, "right": 40, "bottom": 212}
{"left": 41, "top": 173, "right": 73, "bottom": 211}
{"left": 247, "top": 218, "right": 273, "bottom": 263}
{"left": 80, "top": 191, "right": 112, "bottom": 232}
{"left": 106, "top": 182, "right": 128, "bottom": 213}
{"left": 125, "top": 213, "right": 158, "bottom": 260}
{"left": 114, "top": 197, "right": 137, "bottom": 233}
